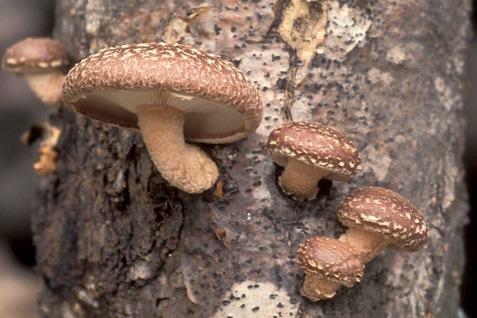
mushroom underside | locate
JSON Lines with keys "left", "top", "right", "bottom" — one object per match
{"left": 301, "top": 273, "right": 353, "bottom": 301}
{"left": 68, "top": 89, "right": 249, "bottom": 143}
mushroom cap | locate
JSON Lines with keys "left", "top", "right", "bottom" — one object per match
{"left": 297, "top": 237, "right": 364, "bottom": 286}
{"left": 2, "top": 38, "right": 68, "bottom": 75}
{"left": 337, "top": 186, "right": 428, "bottom": 251}
{"left": 267, "top": 122, "right": 360, "bottom": 180}
{"left": 61, "top": 42, "right": 262, "bottom": 143}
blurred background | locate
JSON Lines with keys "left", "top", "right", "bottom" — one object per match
{"left": 0, "top": 0, "right": 54, "bottom": 317}
{"left": 0, "top": 1, "right": 475, "bottom": 317}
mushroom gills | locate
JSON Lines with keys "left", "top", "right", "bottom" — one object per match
{"left": 89, "top": 89, "right": 247, "bottom": 143}
{"left": 278, "top": 159, "right": 328, "bottom": 200}
{"left": 136, "top": 105, "right": 219, "bottom": 193}
{"left": 301, "top": 274, "right": 342, "bottom": 301}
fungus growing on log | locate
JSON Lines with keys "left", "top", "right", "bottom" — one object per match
{"left": 297, "top": 236, "right": 364, "bottom": 301}
{"left": 297, "top": 187, "right": 429, "bottom": 302}
{"left": 267, "top": 122, "right": 360, "bottom": 200}
{"left": 2, "top": 37, "right": 68, "bottom": 105}
{"left": 337, "top": 186, "right": 429, "bottom": 263}
{"left": 61, "top": 42, "right": 262, "bottom": 193}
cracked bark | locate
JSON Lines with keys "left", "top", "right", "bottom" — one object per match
{"left": 33, "top": 0, "right": 470, "bottom": 317}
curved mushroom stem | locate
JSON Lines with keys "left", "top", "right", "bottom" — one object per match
{"left": 137, "top": 105, "right": 219, "bottom": 193}
{"left": 338, "top": 228, "right": 389, "bottom": 264}
{"left": 25, "top": 72, "right": 64, "bottom": 105}
{"left": 279, "top": 159, "right": 328, "bottom": 200}
{"left": 301, "top": 273, "right": 342, "bottom": 301}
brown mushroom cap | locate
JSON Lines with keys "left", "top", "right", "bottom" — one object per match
{"left": 297, "top": 237, "right": 364, "bottom": 286}
{"left": 2, "top": 38, "right": 68, "bottom": 75}
{"left": 61, "top": 42, "right": 262, "bottom": 143}
{"left": 337, "top": 187, "right": 428, "bottom": 250}
{"left": 267, "top": 122, "right": 360, "bottom": 180}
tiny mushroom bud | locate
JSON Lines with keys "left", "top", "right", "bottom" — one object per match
{"left": 337, "top": 186, "right": 428, "bottom": 264}
{"left": 267, "top": 122, "right": 360, "bottom": 200}
{"left": 2, "top": 37, "right": 68, "bottom": 105}
{"left": 61, "top": 42, "right": 262, "bottom": 193}
{"left": 297, "top": 237, "right": 364, "bottom": 301}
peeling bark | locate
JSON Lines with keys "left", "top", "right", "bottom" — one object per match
{"left": 34, "top": 0, "right": 470, "bottom": 317}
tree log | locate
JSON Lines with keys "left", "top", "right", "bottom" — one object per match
{"left": 33, "top": 0, "right": 470, "bottom": 317}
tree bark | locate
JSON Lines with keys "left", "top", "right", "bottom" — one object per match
{"left": 33, "top": 0, "right": 470, "bottom": 317}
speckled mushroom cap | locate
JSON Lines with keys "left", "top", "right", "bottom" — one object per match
{"left": 267, "top": 122, "right": 360, "bottom": 180}
{"left": 297, "top": 237, "right": 364, "bottom": 286}
{"left": 337, "top": 187, "right": 428, "bottom": 250}
{"left": 61, "top": 42, "right": 262, "bottom": 143}
{"left": 2, "top": 38, "right": 68, "bottom": 75}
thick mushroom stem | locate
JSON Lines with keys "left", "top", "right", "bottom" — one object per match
{"left": 25, "top": 72, "right": 64, "bottom": 105}
{"left": 137, "top": 105, "right": 219, "bottom": 193}
{"left": 301, "top": 273, "right": 343, "bottom": 301}
{"left": 278, "top": 159, "right": 328, "bottom": 200}
{"left": 338, "top": 228, "right": 389, "bottom": 264}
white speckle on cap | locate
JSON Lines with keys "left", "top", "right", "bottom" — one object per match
{"left": 267, "top": 122, "right": 361, "bottom": 178}
{"left": 338, "top": 187, "right": 428, "bottom": 250}
{"left": 6, "top": 58, "right": 18, "bottom": 65}
{"left": 50, "top": 60, "right": 63, "bottom": 67}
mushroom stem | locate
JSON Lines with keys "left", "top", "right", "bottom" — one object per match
{"left": 136, "top": 105, "right": 219, "bottom": 193}
{"left": 301, "top": 273, "right": 342, "bottom": 301}
{"left": 25, "top": 72, "right": 64, "bottom": 105}
{"left": 279, "top": 159, "right": 328, "bottom": 200}
{"left": 338, "top": 228, "right": 389, "bottom": 264}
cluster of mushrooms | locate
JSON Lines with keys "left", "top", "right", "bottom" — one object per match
{"left": 266, "top": 121, "right": 428, "bottom": 300}
{"left": 2, "top": 38, "right": 428, "bottom": 302}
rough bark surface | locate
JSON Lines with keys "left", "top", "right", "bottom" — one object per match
{"left": 33, "top": 0, "right": 470, "bottom": 317}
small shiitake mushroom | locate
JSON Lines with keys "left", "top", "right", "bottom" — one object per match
{"left": 297, "top": 187, "right": 428, "bottom": 301}
{"left": 267, "top": 122, "right": 360, "bottom": 200}
{"left": 61, "top": 42, "right": 262, "bottom": 193}
{"left": 297, "top": 237, "right": 364, "bottom": 301}
{"left": 337, "top": 186, "right": 428, "bottom": 263}
{"left": 2, "top": 37, "right": 69, "bottom": 105}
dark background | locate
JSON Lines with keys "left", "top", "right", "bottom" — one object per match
{"left": 0, "top": 1, "right": 54, "bottom": 316}
{"left": 0, "top": 0, "right": 475, "bottom": 316}
{"left": 462, "top": 5, "right": 477, "bottom": 315}
{"left": 0, "top": 0, "right": 54, "bottom": 261}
